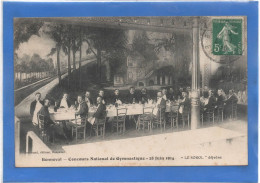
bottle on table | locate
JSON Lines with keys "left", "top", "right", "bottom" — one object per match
{"left": 54, "top": 101, "right": 58, "bottom": 112}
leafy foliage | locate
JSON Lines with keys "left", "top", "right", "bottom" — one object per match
{"left": 154, "top": 33, "right": 175, "bottom": 53}
{"left": 14, "top": 19, "right": 43, "bottom": 50}
{"left": 44, "top": 23, "right": 64, "bottom": 52}
{"left": 83, "top": 27, "right": 128, "bottom": 80}
{"left": 14, "top": 53, "right": 54, "bottom": 73}
{"left": 131, "top": 31, "right": 158, "bottom": 61}
{"left": 84, "top": 27, "right": 128, "bottom": 55}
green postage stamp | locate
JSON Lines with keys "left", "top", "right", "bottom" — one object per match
{"left": 212, "top": 19, "right": 242, "bottom": 55}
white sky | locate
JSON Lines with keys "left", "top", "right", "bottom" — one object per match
{"left": 16, "top": 34, "right": 55, "bottom": 59}
{"left": 15, "top": 27, "right": 90, "bottom": 67}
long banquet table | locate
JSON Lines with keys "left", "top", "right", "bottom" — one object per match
{"left": 49, "top": 103, "right": 179, "bottom": 123}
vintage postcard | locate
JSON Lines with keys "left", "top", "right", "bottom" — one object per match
{"left": 14, "top": 16, "right": 248, "bottom": 167}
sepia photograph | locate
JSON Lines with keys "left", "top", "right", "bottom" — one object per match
{"left": 14, "top": 16, "right": 248, "bottom": 167}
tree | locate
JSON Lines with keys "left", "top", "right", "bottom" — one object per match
{"left": 45, "top": 23, "right": 64, "bottom": 84}
{"left": 14, "top": 19, "right": 43, "bottom": 51}
{"left": 84, "top": 27, "right": 127, "bottom": 82}
{"left": 71, "top": 26, "right": 82, "bottom": 72}
{"left": 131, "top": 31, "right": 158, "bottom": 62}
{"left": 154, "top": 33, "right": 175, "bottom": 53}
{"left": 46, "top": 58, "right": 55, "bottom": 74}
{"left": 61, "top": 25, "right": 73, "bottom": 88}
{"left": 78, "top": 28, "right": 83, "bottom": 88}
{"left": 30, "top": 53, "right": 42, "bottom": 78}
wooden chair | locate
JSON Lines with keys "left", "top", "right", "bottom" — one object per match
{"left": 206, "top": 106, "right": 215, "bottom": 124}
{"left": 71, "top": 116, "right": 87, "bottom": 142}
{"left": 37, "top": 114, "right": 52, "bottom": 143}
{"left": 112, "top": 108, "right": 127, "bottom": 135}
{"left": 200, "top": 106, "right": 205, "bottom": 126}
{"left": 138, "top": 107, "right": 154, "bottom": 132}
{"left": 168, "top": 105, "right": 178, "bottom": 130}
{"left": 91, "top": 111, "right": 107, "bottom": 139}
{"left": 152, "top": 107, "right": 166, "bottom": 132}
{"left": 216, "top": 104, "right": 224, "bottom": 122}
{"left": 178, "top": 106, "right": 190, "bottom": 128}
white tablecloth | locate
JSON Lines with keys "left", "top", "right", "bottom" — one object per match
{"left": 49, "top": 103, "right": 179, "bottom": 122}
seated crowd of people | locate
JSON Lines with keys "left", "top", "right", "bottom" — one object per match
{"left": 29, "top": 86, "right": 242, "bottom": 142}
{"left": 200, "top": 89, "right": 239, "bottom": 120}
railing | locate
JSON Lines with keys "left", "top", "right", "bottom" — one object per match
{"left": 15, "top": 117, "right": 20, "bottom": 156}
{"left": 26, "top": 131, "right": 51, "bottom": 154}
{"left": 15, "top": 116, "right": 51, "bottom": 156}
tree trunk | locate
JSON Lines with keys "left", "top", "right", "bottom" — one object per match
{"left": 68, "top": 45, "right": 71, "bottom": 88}
{"left": 72, "top": 39, "right": 76, "bottom": 71}
{"left": 56, "top": 46, "right": 62, "bottom": 84}
{"left": 73, "top": 51, "right": 76, "bottom": 71}
{"left": 97, "top": 49, "right": 102, "bottom": 82}
{"left": 105, "top": 60, "right": 111, "bottom": 81}
{"left": 79, "top": 33, "right": 82, "bottom": 89}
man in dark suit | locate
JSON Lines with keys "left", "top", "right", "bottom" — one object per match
{"left": 177, "top": 88, "right": 184, "bottom": 100}
{"left": 111, "top": 89, "right": 122, "bottom": 105}
{"left": 93, "top": 97, "right": 107, "bottom": 122}
{"left": 85, "top": 91, "right": 93, "bottom": 108}
{"left": 224, "top": 89, "right": 238, "bottom": 118}
{"left": 204, "top": 90, "right": 216, "bottom": 112}
{"left": 30, "top": 92, "right": 44, "bottom": 126}
{"left": 216, "top": 89, "right": 225, "bottom": 106}
{"left": 38, "top": 99, "right": 55, "bottom": 130}
{"left": 140, "top": 88, "right": 149, "bottom": 104}
{"left": 225, "top": 90, "right": 238, "bottom": 105}
{"left": 97, "top": 90, "right": 106, "bottom": 104}
{"left": 38, "top": 99, "right": 67, "bottom": 140}
{"left": 126, "top": 87, "right": 139, "bottom": 104}
{"left": 75, "top": 95, "right": 88, "bottom": 119}
{"left": 30, "top": 92, "right": 44, "bottom": 117}
{"left": 168, "top": 87, "right": 175, "bottom": 101}
{"left": 179, "top": 91, "right": 190, "bottom": 114}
